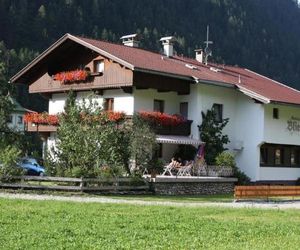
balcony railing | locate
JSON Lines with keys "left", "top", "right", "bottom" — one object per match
{"left": 24, "top": 112, "right": 193, "bottom": 136}
{"left": 152, "top": 120, "right": 193, "bottom": 136}
{"left": 26, "top": 121, "right": 57, "bottom": 133}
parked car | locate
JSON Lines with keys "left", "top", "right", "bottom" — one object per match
{"left": 18, "top": 157, "right": 45, "bottom": 176}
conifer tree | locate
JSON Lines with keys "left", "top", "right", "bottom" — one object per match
{"left": 198, "top": 108, "right": 230, "bottom": 165}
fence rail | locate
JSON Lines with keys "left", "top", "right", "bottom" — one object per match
{"left": 0, "top": 176, "right": 150, "bottom": 193}
{"left": 235, "top": 185, "right": 300, "bottom": 200}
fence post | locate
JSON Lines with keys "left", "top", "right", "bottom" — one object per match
{"left": 80, "top": 177, "right": 84, "bottom": 192}
{"left": 115, "top": 177, "right": 119, "bottom": 191}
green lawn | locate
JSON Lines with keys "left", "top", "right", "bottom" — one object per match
{"left": 1, "top": 198, "right": 300, "bottom": 249}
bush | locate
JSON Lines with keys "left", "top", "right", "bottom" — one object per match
{"left": 215, "top": 151, "right": 235, "bottom": 167}
{"left": 233, "top": 168, "right": 251, "bottom": 185}
{"left": 146, "top": 158, "right": 164, "bottom": 176}
{"left": 215, "top": 151, "right": 250, "bottom": 184}
{"left": 0, "top": 146, "right": 23, "bottom": 182}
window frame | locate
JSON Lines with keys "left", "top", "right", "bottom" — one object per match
{"left": 212, "top": 103, "right": 223, "bottom": 122}
{"left": 17, "top": 115, "right": 23, "bottom": 125}
{"left": 180, "top": 102, "right": 188, "bottom": 119}
{"left": 260, "top": 143, "right": 300, "bottom": 168}
{"left": 153, "top": 99, "right": 164, "bottom": 113}
{"left": 93, "top": 59, "right": 105, "bottom": 74}
{"left": 104, "top": 98, "right": 114, "bottom": 111}
{"left": 273, "top": 108, "right": 279, "bottom": 119}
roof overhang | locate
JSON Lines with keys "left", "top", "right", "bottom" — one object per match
{"left": 156, "top": 135, "right": 202, "bottom": 145}
{"left": 10, "top": 33, "right": 134, "bottom": 84}
{"left": 236, "top": 85, "right": 270, "bottom": 104}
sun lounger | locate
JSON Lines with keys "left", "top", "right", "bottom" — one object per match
{"left": 177, "top": 161, "right": 193, "bottom": 176}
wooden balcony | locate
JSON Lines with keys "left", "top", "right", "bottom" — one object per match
{"left": 152, "top": 120, "right": 193, "bottom": 136}
{"left": 25, "top": 117, "right": 192, "bottom": 136}
{"left": 26, "top": 122, "right": 57, "bottom": 133}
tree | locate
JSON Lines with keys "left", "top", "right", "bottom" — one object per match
{"left": 48, "top": 92, "right": 131, "bottom": 177}
{"left": 0, "top": 41, "right": 14, "bottom": 147}
{"left": 198, "top": 108, "right": 230, "bottom": 165}
{"left": 129, "top": 114, "right": 157, "bottom": 174}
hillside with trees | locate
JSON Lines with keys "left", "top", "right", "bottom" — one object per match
{"left": 1, "top": 0, "right": 300, "bottom": 112}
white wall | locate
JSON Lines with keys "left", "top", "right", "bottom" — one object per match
{"left": 133, "top": 88, "right": 180, "bottom": 114}
{"left": 103, "top": 89, "right": 134, "bottom": 115}
{"left": 49, "top": 93, "right": 66, "bottom": 115}
{"left": 259, "top": 104, "right": 300, "bottom": 181}
{"left": 234, "top": 94, "right": 265, "bottom": 181}
{"left": 189, "top": 84, "right": 239, "bottom": 148}
{"left": 48, "top": 90, "right": 134, "bottom": 115}
{"left": 260, "top": 167, "right": 300, "bottom": 181}
{"left": 264, "top": 104, "right": 300, "bottom": 145}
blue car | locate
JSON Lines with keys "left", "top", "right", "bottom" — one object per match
{"left": 18, "top": 158, "right": 45, "bottom": 176}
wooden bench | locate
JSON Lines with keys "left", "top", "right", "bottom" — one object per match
{"left": 234, "top": 185, "right": 300, "bottom": 200}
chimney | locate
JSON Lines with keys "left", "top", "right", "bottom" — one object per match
{"left": 160, "top": 36, "right": 176, "bottom": 57}
{"left": 195, "top": 49, "right": 204, "bottom": 63}
{"left": 120, "top": 34, "right": 140, "bottom": 47}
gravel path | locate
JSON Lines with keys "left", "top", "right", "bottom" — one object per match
{"left": 1, "top": 192, "right": 300, "bottom": 210}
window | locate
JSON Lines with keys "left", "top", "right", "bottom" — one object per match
{"left": 17, "top": 116, "right": 23, "bottom": 124}
{"left": 291, "top": 148, "right": 300, "bottom": 166}
{"left": 212, "top": 103, "right": 223, "bottom": 122}
{"left": 260, "top": 147, "right": 268, "bottom": 165}
{"left": 104, "top": 98, "right": 114, "bottom": 111}
{"left": 260, "top": 143, "right": 300, "bottom": 168}
{"left": 154, "top": 99, "right": 164, "bottom": 113}
{"left": 273, "top": 108, "right": 279, "bottom": 119}
{"left": 180, "top": 102, "right": 188, "bottom": 119}
{"left": 93, "top": 60, "right": 104, "bottom": 73}
{"left": 274, "top": 148, "right": 284, "bottom": 165}
{"left": 7, "top": 115, "right": 13, "bottom": 124}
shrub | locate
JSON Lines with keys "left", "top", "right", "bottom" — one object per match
{"left": 215, "top": 151, "right": 250, "bottom": 184}
{"left": 215, "top": 151, "right": 235, "bottom": 167}
{"left": 0, "top": 146, "right": 23, "bottom": 182}
{"left": 233, "top": 168, "right": 251, "bottom": 185}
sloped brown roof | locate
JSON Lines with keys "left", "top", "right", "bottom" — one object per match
{"left": 79, "top": 36, "right": 300, "bottom": 105}
{"left": 11, "top": 33, "right": 300, "bottom": 106}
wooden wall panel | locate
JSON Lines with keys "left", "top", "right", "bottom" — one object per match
{"left": 29, "top": 57, "right": 133, "bottom": 94}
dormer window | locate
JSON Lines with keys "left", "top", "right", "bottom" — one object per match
{"left": 94, "top": 60, "right": 104, "bottom": 74}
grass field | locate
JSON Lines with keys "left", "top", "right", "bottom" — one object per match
{"left": 1, "top": 198, "right": 300, "bottom": 249}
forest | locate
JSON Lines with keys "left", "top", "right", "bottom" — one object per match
{"left": 1, "top": 0, "right": 300, "bottom": 112}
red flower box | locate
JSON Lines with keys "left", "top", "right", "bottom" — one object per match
{"left": 138, "top": 111, "right": 186, "bottom": 126}
{"left": 24, "top": 113, "right": 59, "bottom": 125}
{"left": 24, "top": 111, "right": 125, "bottom": 126}
{"left": 53, "top": 69, "right": 89, "bottom": 84}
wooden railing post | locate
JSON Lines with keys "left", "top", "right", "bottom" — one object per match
{"left": 80, "top": 177, "right": 84, "bottom": 191}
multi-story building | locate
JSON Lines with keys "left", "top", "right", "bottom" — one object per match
{"left": 11, "top": 33, "right": 300, "bottom": 182}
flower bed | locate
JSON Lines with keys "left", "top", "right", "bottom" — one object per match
{"left": 138, "top": 111, "right": 186, "bottom": 126}
{"left": 53, "top": 69, "right": 89, "bottom": 84}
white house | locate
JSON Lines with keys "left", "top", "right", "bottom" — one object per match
{"left": 7, "top": 97, "right": 30, "bottom": 132}
{"left": 10, "top": 33, "right": 300, "bottom": 182}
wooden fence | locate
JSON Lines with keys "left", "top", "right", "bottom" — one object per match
{"left": 0, "top": 176, "right": 150, "bottom": 193}
{"left": 235, "top": 185, "right": 300, "bottom": 200}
